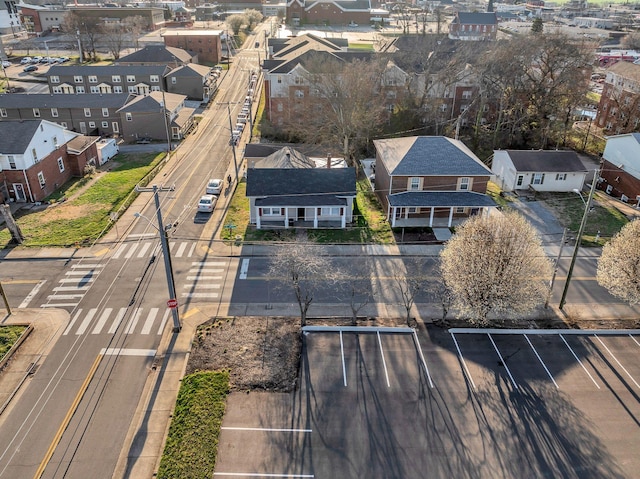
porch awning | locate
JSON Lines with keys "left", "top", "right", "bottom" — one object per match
{"left": 255, "top": 194, "right": 348, "bottom": 207}
{"left": 388, "top": 191, "right": 496, "bottom": 208}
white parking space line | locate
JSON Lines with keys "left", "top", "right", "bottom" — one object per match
{"left": 525, "top": 336, "right": 558, "bottom": 389}
{"left": 108, "top": 308, "right": 127, "bottom": 334}
{"left": 137, "top": 242, "right": 152, "bottom": 258}
{"left": 92, "top": 308, "right": 113, "bottom": 335}
{"left": 560, "top": 334, "right": 600, "bottom": 389}
{"left": 239, "top": 258, "right": 250, "bottom": 279}
{"left": 340, "top": 331, "right": 347, "bottom": 387}
{"left": 20, "top": 280, "right": 46, "bottom": 308}
{"left": 488, "top": 333, "right": 518, "bottom": 389}
{"left": 76, "top": 308, "right": 97, "bottom": 335}
{"left": 215, "top": 473, "right": 314, "bottom": 478}
{"left": 630, "top": 335, "right": 640, "bottom": 348}
{"left": 221, "top": 427, "right": 312, "bottom": 432}
{"left": 377, "top": 331, "right": 391, "bottom": 388}
{"left": 594, "top": 335, "right": 640, "bottom": 389}
{"left": 412, "top": 330, "right": 434, "bottom": 388}
{"left": 450, "top": 333, "right": 476, "bottom": 390}
{"left": 63, "top": 309, "right": 83, "bottom": 336}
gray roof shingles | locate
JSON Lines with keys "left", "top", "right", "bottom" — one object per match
{"left": 388, "top": 191, "right": 496, "bottom": 207}
{"left": 0, "top": 120, "right": 43, "bottom": 154}
{"left": 246, "top": 167, "right": 356, "bottom": 198}
{"left": 0, "top": 93, "right": 129, "bottom": 109}
{"left": 46, "top": 65, "right": 169, "bottom": 77}
{"left": 503, "top": 150, "right": 588, "bottom": 173}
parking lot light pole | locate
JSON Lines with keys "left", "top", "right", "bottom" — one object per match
{"left": 134, "top": 184, "right": 181, "bottom": 332}
{"left": 559, "top": 172, "right": 598, "bottom": 311}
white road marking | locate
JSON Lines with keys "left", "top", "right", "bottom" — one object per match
{"left": 71, "top": 264, "right": 103, "bottom": 269}
{"left": 629, "top": 334, "right": 640, "bottom": 348}
{"left": 92, "top": 308, "right": 113, "bottom": 335}
{"left": 188, "top": 242, "right": 196, "bottom": 257}
{"left": 20, "top": 280, "right": 46, "bottom": 308}
{"left": 63, "top": 309, "right": 83, "bottom": 336}
{"left": 450, "top": 332, "right": 476, "bottom": 390}
{"left": 192, "top": 261, "right": 226, "bottom": 266}
{"left": 221, "top": 427, "right": 312, "bottom": 432}
{"left": 141, "top": 308, "right": 159, "bottom": 335}
{"left": 100, "top": 348, "right": 156, "bottom": 357}
{"left": 112, "top": 244, "right": 127, "bottom": 259}
{"left": 181, "top": 292, "right": 219, "bottom": 298}
{"left": 560, "top": 334, "right": 600, "bottom": 389}
{"left": 175, "top": 242, "right": 187, "bottom": 257}
{"left": 239, "top": 258, "right": 250, "bottom": 279}
{"left": 186, "top": 275, "right": 222, "bottom": 281}
{"left": 41, "top": 303, "right": 79, "bottom": 308}
{"left": 488, "top": 333, "right": 518, "bottom": 389}
{"left": 53, "top": 286, "right": 90, "bottom": 291}
{"left": 377, "top": 331, "right": 391, "bottom": 388}
{"left": 128, "top": 233, "right": 156, "bottom": 238}
{"left": 124, "top": 244, "right": 138, "bottom": 259}
{"left": 47, "top": 294, "right": 85, "bottom": 300}
{"left": 340, "top": 331, "right": 347, "bottom": 387}
{"left": 525, "top": 335, "right": 558, "bottom": 389}
{"left": 76, "top": 308, "right": 97, "bottom": 335}
{"left": 59, "top": 278, "right": 94, "bottom": 283}
{"left": 412, "top": 330, "right": 434, "bottom": 388}
{"left": 65, "top": 271, "right": 95, "bottom": 276}
{"left": 185, "top": 284, "right": 220, "bottom": 289}
{"left": 124, "top": 308, "right": 142, "bottom": 334}
{"left": 108, "top": 308, "right": 127, "bottom": 334}
{"left": 192, "top": 268, "right": 224, "bottom": 274}
{"left": 595, "top": 335, "right": 640, "bottom": 389}
{"left": 157, "top": 309, "right": 170, "bottom": 335}
{"left": 137, "top": 242, "right": 152, "bottom": 258}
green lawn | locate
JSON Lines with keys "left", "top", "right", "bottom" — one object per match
{"left": 0, "top": 153, "right": 164, "bottom": 248}
{"left": 156, "top": 371, "right": 229, "bottom": 479}
{"left": 0, "top": 326, "right": 28, "bottom": 361}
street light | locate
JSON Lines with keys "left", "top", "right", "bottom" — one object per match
{"left": 572, "top": 188, "right": 587, "bottom": 207}
{"left": 133, "top": 184, "right": 181, "bottom": 332}
{"left": 559, "top": 172, "right": 598, "bottom": 310}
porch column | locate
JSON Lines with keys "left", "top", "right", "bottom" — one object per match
{"left": 284, "top": 208, "right": 289, "bottom": 229}
{"left": 447, "top": 207, "right": 454, "bottom": 227}
{"left": 341, "top": 208, "right": 346, "bottom": 228}
{"left": 429, "top": 207, "right": 434, "bottom": 227}
{"left": 314, "top": 208, "right": 318, "bottom": 228}
{"left": 391, "top": 207, "right": 397, "bottom": 227}
{"left": 256, "top": 208, "right": 262, "bottom": 229}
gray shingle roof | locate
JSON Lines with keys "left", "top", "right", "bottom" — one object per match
{"left": 374, "top": 136, "right": 492, "bottom": 176}
{"left": 388, "top": 191, "right": 496, "bottom": 207}
{"left": 167, "top": 63, "right": 212, "bottom": 77}
{"left": 246, "top": 167, "right": 356, "bottom": 197}
{"left": 46, "top": 64, "right": 170, "bottom": 77}
{"left": 0, "top": 120, "right": 43, "bottom": 154}
{"left": 117, "top": 91, "right": 185, "bottom": 113}
{"left": 456, "top": 12, "right": 498, "bottom": 25}
{"left": 116, "top": 45, "right": 193, "bottom": 64}
{"left": 254, "top": 146, "right": 315, "bottom": 168}
{"left": 502, "top": 150, "right": 588, "bottom": 173}
{"left": 0, "top": 93, "right": 129, "bottom": 109}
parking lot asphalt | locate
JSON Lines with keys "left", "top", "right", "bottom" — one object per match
{"left": 216, "top": 326, "right": 640, "bottom": 479}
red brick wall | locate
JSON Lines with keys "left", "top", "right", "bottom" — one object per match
{"left": 164, "top": 34, "right": 221, "bottom": 64}
{"left": 599, "top": 159, "right": 640, "bottom": 202}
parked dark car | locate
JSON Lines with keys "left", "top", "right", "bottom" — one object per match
{"left": 23, "top": 65, "right": 38, "bottom": 72}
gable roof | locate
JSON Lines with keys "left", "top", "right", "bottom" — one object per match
{"left": 46, "top": 64, "right": 170, "bottom": 77}
{"left": 246, "top": 167, "right": 356, "bottom": 197}
{"left": 607, "top": 60, "right": 640, "bottom": 82}
{"left": 116, "top": 45, "right": 193, "bottom": 65}
{"left": 501, "top": 150, "right": 587, "bottom": 173}
{"left": 254, "top": 146, "right": 316, "bottom": 168}
{"left": 374, "top": 136, "right": 492, "bottom": 176}
{"left": 602, "top": 133, "right": 640, "bottom": 177}
{"left": 0, "top": 120, "right": 43, "bottom": 154}
{"left": 167, "top": 63, "right": 212, "bottom": 77}
{"left": 455, "top": 12, "right": 498, "bottom": 25}
{"left": 0, "top": 93, "right": 129, "bottom": 109}
{"left": 117, "top": 91, "right": 185, "bottom": 113}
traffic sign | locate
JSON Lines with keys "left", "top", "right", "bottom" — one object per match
{"left": 167, "top": 298, "right": 178, "bottom": 309}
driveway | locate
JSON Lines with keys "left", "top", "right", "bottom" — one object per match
{"left": 509, "top": 197, "right": 565, "bottom": 240}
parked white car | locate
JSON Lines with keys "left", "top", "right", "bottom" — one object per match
{"left": 1, "top": 61, "right": 10, "bottom": 68}
{"left": 197, "top": 194, "right": 217, "bottom": 213}
{"left": 20, "top": 57, "right": 32, "bottom": 64}
{"left": 206, "top": 178, "right": 223, "bottom": 195}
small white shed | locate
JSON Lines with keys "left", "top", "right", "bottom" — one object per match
{"left": 492, "top": 150, "right": 588, "bottom": 192}
{"left": 96, "top": 139, "right": 119, "bottom": 165}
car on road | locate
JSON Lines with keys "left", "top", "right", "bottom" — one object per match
{"left": 197, "top": 194, "right": 217, "bottom": 213}
{"left": 206, "top": 178, "right": 223, "bottom": 195}
{"left": 23, "top": 65, "right": 38, "bottom": 72}
{"left": 20, "top": 57, "right": 32, "bottom": 64}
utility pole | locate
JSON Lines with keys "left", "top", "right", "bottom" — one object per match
{"left": 161, "top": 89, "right": 172, "bottom": 153}
{"left": 135, "top": 184, "right": 181, "bottom": 332}
{"left": 559, "top": 171, "right": 598, "bottom": 310}
{"left": 227, "top": 104, "right": 238, "bottom": 180}
{"left": 545, "top": 227, "right": 567, "bottom": 308}
{"left": 0, "top": 282, "right": 11, "bottom": 315}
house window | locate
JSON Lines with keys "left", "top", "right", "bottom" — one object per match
{"left": 277, "top": 76, "right": 282, "bottom": 83}
{"left": 57, "top": 157, "right": 64, "bottom": 172}
{"left": 262, "top": 207, "right": 282, "bottom": 215}
{"left": 89, "top": 121, "right": 95, "bottom": 128}
{"left": 8, "top": 155, "right": 16, "bottom": 169}
{"left": 387, "top": 104, "right": 395, "bottom": 112}
{"left": 112, "top": 122, "right": 119, "bottom": 132}
{"left": 126, "top": 75, "right": 135, "bottom": 82}
{"left": 171, "top": 77, "right": 177, "bottom": 84}
{"left": 76, "top": 86, "right": 85, "bottom": 94}
{"left": 102, "top": 108, "right": 109, "bottom": 117}
{"left": 126, "top": 112, "right": 132, "bottom": 121}
{"left": 128, "top": 86, "right": 137, "bottom": 93}
{"left": 555, "top": 173, "right": 567, "bottom": 181}
{"left": 294, "top": 76, "right": 303, "bottom": 85}
{"left": 531, "top": 173, "right": 545, "bottom": 185}
{"left": 516, "top": 175, "right": 524, "bottom": 187}
{"left": 151, "top": 86, "right": 160, "bottom": 91}
{"left": 33, "top": 108, "right": 40, "bottom": 117}
{"left": 114, "top": 86, "right": 123, "bottom": 93}
{"left": 294, "top": 90, "right": 304, "bottom": 98}
{"left": 462, "top": 90, "right": 472, "bottom": 100}
{"left": 408, "top": 207, "right": 418, "bottom": 213}
{"left": 90, "top": 86, "right": 99, "bottom": 93}
{"left": 74, "top": 75, "right": 83, "bottom": 83}
{"left": 50, "top": 76, "right": 60, "bottom": 83}
{"left": 409, "top": 177, "right": 421, "bottom": 190}
{"left": 88, "top": 75, "right": 97, "bottom": 83}
{"left": 52, "top": 86, "right": 62, "bottom": 94}
{"left": 0, "top": 108, "right": 6, "bottom": 117}
{"left": 277, "top": 103, "right": 283, "bottom": 112}
{"left": 84, "top": 108, "right": 91, "bottom": 117}
{"left": 53, "top": 136, "right": 58, "bottom": 148}
{"left": 32, "top": 148, "right": 38, "bottom": 162}
{"left": 101, "top": 121, "right": 109, "bottom": 128}
{"left": 150, "top": 75, "right": 159, "bottom": 83}
{"left": 456, "top": 207, "right": 465, "bottom": 213}
{"left": 51, "top": 108, "right": 58, "bottom": 117}
{"left": 112, "top": 75, "right": 121, "bottom": 83}
{"left": 320, "top": 207, "right": 340, "bottom": 216}
{"left": 458, "top": 177, "right": 470, "bottom": 190}
{"left": 37, "top": 171, "right": 46, "bottom": 188}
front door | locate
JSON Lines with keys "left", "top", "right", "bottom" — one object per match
{"left": 79, "top": 122, "right": 87, "bottom": 134}
{"left": 13, "top": 183, "right": 26, "bottom": 202}
{"left": 297, "top": 208, "right": 305, "bottom": 220}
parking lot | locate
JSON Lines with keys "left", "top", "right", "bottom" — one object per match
{"left": 215, "top": 326, "right": 640, "bottom": 478}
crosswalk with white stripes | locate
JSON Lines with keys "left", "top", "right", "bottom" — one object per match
{"left": 181, "top": 261, "right": 225, "bottom": 299}
{"left": 63, "top": 306, "right": 171, "bottom": 336}
{"left": 110, "top": 238, "right": 197, "bottom": 261}
{"left": 42, "top": 263, "right": 104, "bottom": 308}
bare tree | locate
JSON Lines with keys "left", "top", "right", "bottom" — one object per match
{"left": 440, "top": 211, "right": 553, "bottom": 326}
{"left": 597, "top": 220, "right": 640, "bottom": 305}
{"left": 336, "top": 262, "right": 372, "bottom": 325}
{"left": 243, "top": 9, "right": 263, "bottom": 31}
{"left": 425, "top": 280, "right": 453, "bottom": 326}
{"left": 268, "top": 239, "right": 337, "bottom": 326}
{"left": 390, "top": 260, "right": 424, "bottom": 326}
{"left": 621, "top": 32, "right": 640, "bottom": 50}
{"left": 64, "top": 12, "right": 101, "bottom": 62}
{"left": 226, "top": 14, "right": 245, "bottom": 35}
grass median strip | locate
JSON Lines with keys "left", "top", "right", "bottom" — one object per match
{"left": 157, "top": 371, "right": 230, "bottom": 479}
{"left": 0, "top": 325, "right": 28, "bottom": 361}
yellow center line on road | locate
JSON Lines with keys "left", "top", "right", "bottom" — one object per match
{"left": 33, "top": 353, "right": 103, "bottom": 479}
